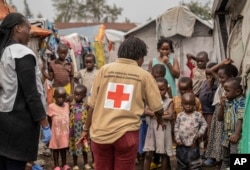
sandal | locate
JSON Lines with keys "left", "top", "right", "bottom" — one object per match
{"left": 63, "top": 165, "right": 70, "bottom": 170}
{"left": 54, "top": 166, "right": 61, "bottom": 170}
{"left": 73, "top": 165, "right": 79, "bottom": 170}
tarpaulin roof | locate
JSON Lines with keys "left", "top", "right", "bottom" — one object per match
{"left": 30, "top": 25, "right": 52, "bottom": 37}
{"left": 0, "top": 1, "right": 16, "bottom": 20}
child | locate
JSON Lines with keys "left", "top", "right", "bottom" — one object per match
{"left": 74, "top": 53, "right": 98, "bottom": 168}
{"left": 173, "top": 77, "right": 202, "bottom": 116}
{"left": 152, "top": 64, "right": 172, "bottom": 98}
{"left": 204, "top": 59, "right": 238, "bottom": 166}
{"left": 143, "top": 77, "right": 173, "bottom": 170}
{"left": 148, "top": 36, "right": 180, "bottom": 97}
{"left": 174, "top": 92, "right": 207, "bottom": 170}
{"left": 198, "top": 63, "right": 218, "bottom": 156}
{"left": 217, "top": 77, "right": 245, "bottom": 169}
{"left": 141, "top": 64, "right": 168, "bottom": 169}
{"left": 74, "top": 53, "right": 99, "bottom": 99}
{"left": 69, "top": 84, "right": 91, "bottom": 170}
{"left": 47, "top": 87, "right": 70, "bottom": 170}
{"left": 42, "top": 43, "right": 74, "bottom": 102}
{"left": 187, "top": 51, "right": 209, "bottom": 96}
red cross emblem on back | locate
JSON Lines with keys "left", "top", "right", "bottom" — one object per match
{"left": 105, "top": 83, "right": 134, "bottom": 110}
{"left": 107, "top": 85, "right": 130, "bottom": 108}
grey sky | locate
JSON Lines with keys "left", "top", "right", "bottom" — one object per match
{"left": 10, "top": 0, "right": 209, "bottom": 23}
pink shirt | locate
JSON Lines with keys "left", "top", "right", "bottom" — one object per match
{"left": 47, "top": 103, "right": 70, "bottom": 149}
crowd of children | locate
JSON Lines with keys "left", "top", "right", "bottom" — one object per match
{"left": 136, "top": 37, "right": 244, "bottom": 170}
{"left": 40, "top": 35, "right": 247, "bottom": 170}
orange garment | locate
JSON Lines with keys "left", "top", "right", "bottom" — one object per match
{"left": 47, "top": 103, "right": 70, "bottom": 149}
{"left": 173, "top": 96, "right": 202, "bottom": 119}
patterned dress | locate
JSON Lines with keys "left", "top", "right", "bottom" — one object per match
{"left": 69, "top": 102, "right": 88, "bottom": 155}
{"left": 205, "top": 85, "right": 224, "bottom": 161}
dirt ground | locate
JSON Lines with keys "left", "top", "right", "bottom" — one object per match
{"left": 38, "top": 145, "right": 220, "bottom": 170}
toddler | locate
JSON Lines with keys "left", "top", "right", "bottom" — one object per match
{"left": 174, "top": 92, "right": 207, "bottom": 169}
{"left": 218, "top": 77, "right": 245, "bottom": 169}
{"left": 47, "top": 87, "right": 70, "bottom": 170}
{"left": 69, "top": 84, "right": 91, "bottom": 170}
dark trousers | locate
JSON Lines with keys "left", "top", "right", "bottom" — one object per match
{"left": 0, "top": 155, "right": 26, "bottom": 170}
{"left": 176, "top": 145, "right": 202, "bottom": 170}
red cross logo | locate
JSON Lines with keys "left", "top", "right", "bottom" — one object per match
{"left": 107, "top": 85, "right": 130, "bottom": 108}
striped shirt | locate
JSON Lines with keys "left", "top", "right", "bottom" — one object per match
{"left": 49, "top": 59, "right": 74, "bottom": 87}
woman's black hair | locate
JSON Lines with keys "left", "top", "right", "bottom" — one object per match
{"left": 157, "top": 36, "right": 174, "bottom": 52}
{"left": 118, "top": 37, "right": 147, "bottom": 60}
{"left": 0, "top": 13, "right": 26, "bottom": 57}
{"left": 218, "top": 64, "right": 238, "bottom": 77}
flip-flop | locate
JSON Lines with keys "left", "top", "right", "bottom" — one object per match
{"left": 63, "top": 165, "right": 70, "bottom": 170}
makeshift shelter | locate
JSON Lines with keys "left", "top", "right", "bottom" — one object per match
{"left": 58, "top": 24, "right": 108, "bottom": 69}
{"left": 125, "top": 6, "right": 214, "bottom": 76}
{"left": 105, "top": 29, "right": 125, "bottom": 63}
{"left": 212, "top": 0, "right": 250, "bottom": 89}
{"left": 0, "top": 0, "right": 15, "bottom": 20}
{"left": 212, "top": 0, "right": 250, "bottom": 154}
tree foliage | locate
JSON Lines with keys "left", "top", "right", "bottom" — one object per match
{"left": 23, "top": 0, "right": 33, "bottom": 18}
{"left": 181, "top": 0, "right": 211, "bottom": 20}
{"left": 52, "top": 0, "right": 123, "bottom": 23}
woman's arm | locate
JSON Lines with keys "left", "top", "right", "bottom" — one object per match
{"left": 165, "top": 57, "right": 180, "bottom": 78}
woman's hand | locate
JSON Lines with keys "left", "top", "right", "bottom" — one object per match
{"left": 162, "top": 55, "right": 170, "bottom": 64}
{"left": 24, "top": 162, "right": 33, "bottom": 170}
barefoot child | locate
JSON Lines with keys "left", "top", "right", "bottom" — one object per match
{"left": 69, "top": 84, "right": 91, "bottom": 170}
{"left": 47, "top": 87, "right": 70, "bottom": 170}
{"left": 174, "top": 92, "right": 207, "bottom": 169}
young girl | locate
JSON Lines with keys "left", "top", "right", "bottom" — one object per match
{"left": 174, "top": 92, "right": 207, "bottom": 169}
{"left": 138, "top": 64, "right": 167, "bottom": 169}
{"left": 148, "top": 36, "right": 180, "bottom": 97}
{"left": 198, "top": 63, "right": 218, "bottom": 157}
{"left": 143, "top": 77, "right": 173, "bottom": 170}
{"left": 204, "top": 59, "right": 238, "bottom": 167}
{"left": 47, "top": 87, "right": 70, "bottom": 170}
{"left": 69, "top": 85, "right": 91, "bottom": 170}
{"left": 74, "top": 53, "right": 99, "bottom": 99}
